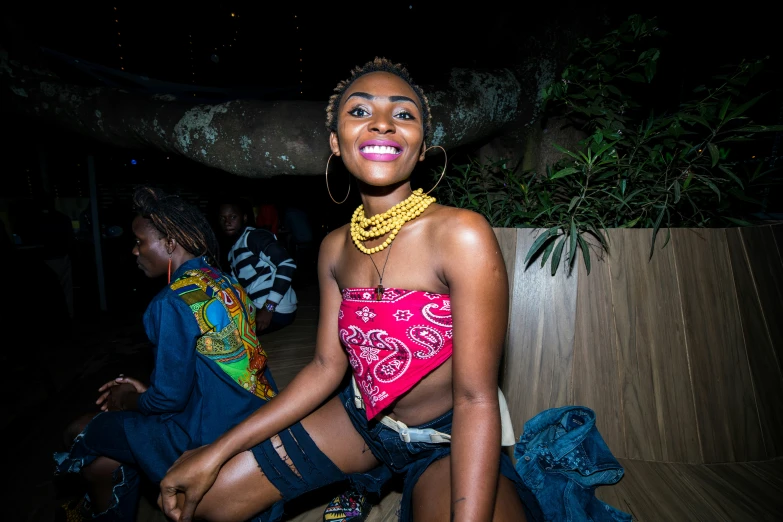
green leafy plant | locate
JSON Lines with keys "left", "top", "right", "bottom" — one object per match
{"left": 434, "top": 14, "right": 782, "bottom": 275}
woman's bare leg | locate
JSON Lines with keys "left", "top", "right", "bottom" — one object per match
{"left": 411, "top": 456, "right": 527, "bottom": 521}
{"left": 63, "top": 412, "right": 99, "bottom": 448}
{"left": 82, "top": 456, "right": 123, "bottom": 513}
{"left": 192, "top": 396, "right": 381, "bottom": 522}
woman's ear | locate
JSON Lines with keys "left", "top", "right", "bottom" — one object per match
{"left": 419, "top": 141, "right": 427, "bottom": 161}
{"left": 165, "top": 237, "right": 178, "bottom": 256}
{"left": 329, "top": 132, "right": 340, "bottom": 156}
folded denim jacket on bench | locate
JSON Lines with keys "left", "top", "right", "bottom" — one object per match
{"left": 514, "top": 405, "right": 631, "bottom": 522}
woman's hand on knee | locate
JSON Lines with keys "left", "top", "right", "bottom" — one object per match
{"left": 158, "top": 444, "right": 223, "bottom": 522}
{"left": 96, "top": 375, "right": 147, "bottom": 411}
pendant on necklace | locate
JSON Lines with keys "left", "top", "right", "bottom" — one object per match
{"left": 375, "top": 284, "right": 384, "bottom": 301}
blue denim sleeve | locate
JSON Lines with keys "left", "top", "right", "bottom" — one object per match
{"left": 137, "top": 292, "right": 200, "bottom": 415}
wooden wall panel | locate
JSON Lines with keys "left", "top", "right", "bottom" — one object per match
{"left": 771, "top": 223, "right": 783, "bottom": 263}
{"left": 493, "top": 228, "right": 518, "bottom": 391}
{"left": 672, "top": 228, "right": 763, "bottom": 462}
{"left": 609, "top": 229, "right": 701, "bottom": 463}
{"left": 726, "top": 228, "right": 783, "bottom": 458}
{"left": 572, "top": 249, "right": 626, "bottom": 457}
{"left": 493, "top": 227, "right": 518, "bottom": 299}
{"left": 740, "top": 226, "right": 783, "bottom": 379}
{"left": 501, "top": 228, "right": 578, "bottom": 437}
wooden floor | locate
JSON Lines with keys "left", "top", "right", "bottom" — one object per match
{"left": 598, "top": 458, "right": 783, "bottom": 521}
{"left": 138, "top": 281, "right": 783, "bottom": 521}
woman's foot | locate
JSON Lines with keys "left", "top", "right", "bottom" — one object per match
{"left": 54, "top": 497, "right": 89, "bottom": 522}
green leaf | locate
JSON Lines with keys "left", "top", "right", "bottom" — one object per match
{"left": 707, "top": 143, "right": 720, "bottom": 167}
{"left": 674, "top": 180, "right": 681, "bottom": 203}
{"left": 704, "top": 179, "right": 721, "bottom": 200}
{"left": 726, "top": 94, "right": 764, "bottom": 121}
{"left": 644, "top": 60, "right": 657, "bottom": 82}
{"left": 552, "top": 143, "right": 582, "bottom": 161}
{"left": 620, "top": 216, "right": 641, "bottom": 228}
{"left": 649, "top": 204, "right": 666, "bottom": 260}
{"left": 551, "top": 237, "right": 566, "bottom": 276}
{"left": 551, "top": 167, "right": 580, "bottom": 180}
{"left": 679, "top": 114, "right": 712, "bottom": 130}
{"left": 719, "top": 97, "right": 732, "bottom": 121}
{"left": 724, "top": 217, "right": 753, "bottom": 226}
{"left": 683, "top": 172, "right": 693, "bottom": 190}
{"left": 751, "top": 166, "right": 783, "bottom": 181}
{"left": 577, "top": 235, "right": 591, "bottom": 275}
{"left": 731, "top": 124, "right": 783, "bottom": 133}
{"left": 627, "top": 72, "right": 646, "bottom": 82}
{"left": 569, "top": 220, "right": 578, "bottom": 268}
{"left": 661, "top": 228, "right": 672, "bottom": 249}
{"left": 524, "top": 227, "right": 559, "bottom": 265}
{"left": 727, "top": 188, "right": 763, "bottom": 205}
{"left": 718, "top": 165, "right": 744, "bottom": 189}
{"left": 540, "top": 237, "right": 557, "bottom": 267}
{"left": 568, "top": 196, "right": 580, "bottom": 212}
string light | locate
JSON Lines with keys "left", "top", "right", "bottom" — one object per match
{"left": 189, "top": 33, "right": 195, "bottom": 84}
{"left": 114, "top": 7, "right": 124, "bottom": 71}
{"left": 295, "top": 14, "right": 303, "bottom": 95}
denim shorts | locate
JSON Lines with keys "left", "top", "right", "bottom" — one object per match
{"left": 338, "top": 385, "right": 543, "bottom": 521}
{"left": 250, "top": 384, "right": 541, "bottom": 521}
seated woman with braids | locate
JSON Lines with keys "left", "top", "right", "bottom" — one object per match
{"left": 158, "top": 58, "right": 543, "bottom": 522}
{"left": 54, "top": 186, "right": 278, "bottom": 521}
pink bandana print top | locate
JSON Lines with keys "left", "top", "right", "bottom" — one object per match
{"left": 339, "top": 287, "right": 453, "bottom": 420}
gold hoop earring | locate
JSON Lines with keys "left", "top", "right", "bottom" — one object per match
{"left": 325, "top": 153, "right": 350, "bottom": 204}
{"left": 422, "top": 145, "right": 447, "bottom": 195}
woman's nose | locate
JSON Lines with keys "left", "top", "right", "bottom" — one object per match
{"left": 370, "top": 112, "right": 395, "bottom": 134}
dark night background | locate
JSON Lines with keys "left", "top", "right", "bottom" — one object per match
{"left": 1, "top": 1, "right": 780, "bottom": 317}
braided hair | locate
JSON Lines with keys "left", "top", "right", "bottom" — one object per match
{"left": 325, "top": 57, "right": 432, "bottom": 143}
{"left": 132, "top": 186, "right": 220, "bottom": 266}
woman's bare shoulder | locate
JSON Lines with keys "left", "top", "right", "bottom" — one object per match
{"left": 428, "top": 204, "right": 497, "bottom": 249}
{"left": 320, "top": 224, "right": 349, "bottom": 249}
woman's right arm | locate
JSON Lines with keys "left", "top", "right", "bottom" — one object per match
{"left": 159, "top": 230, "right": 348, "bottom": 520}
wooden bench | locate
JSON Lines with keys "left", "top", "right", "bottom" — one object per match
{"left": 493, "top": 224, "right": 783, "bottom": 521}
{"left": 139, "top": 225, "right": 783, "bottom": 521}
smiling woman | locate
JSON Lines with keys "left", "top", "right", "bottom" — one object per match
{"left": 53, "top": 186, "right": 279, "bottom": 522}
{"left": 157, "top": 57, "right": 544, "bottom": 522}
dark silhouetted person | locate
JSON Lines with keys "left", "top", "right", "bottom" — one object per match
{"left": 216, "top": 197, "right": 297, "bottom": 335}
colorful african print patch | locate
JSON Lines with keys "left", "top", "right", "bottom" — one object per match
{"left": 171, "top": 267, "right": 276, "bottom": 400}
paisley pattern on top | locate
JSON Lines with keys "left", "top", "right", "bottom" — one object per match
{"left": 339, "top": 287, "right": 453, "bottom": 419}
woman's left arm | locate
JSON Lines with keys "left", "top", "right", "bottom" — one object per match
{"left": 443, "top": 211, "right": 509, "bottom": 522}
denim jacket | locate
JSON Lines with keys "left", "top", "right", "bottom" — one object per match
{"left": 514, "top": 406, "right": 631, "bottom": 522}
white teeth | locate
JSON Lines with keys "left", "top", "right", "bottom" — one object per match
{"left": 361, "top": 145, "right": 400, "bottom": 154}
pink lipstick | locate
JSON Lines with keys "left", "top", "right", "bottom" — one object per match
{"left": 359, "top": 140, "right": 403, "bottom": 161}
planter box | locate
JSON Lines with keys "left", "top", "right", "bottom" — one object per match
{"left": 494, "top": 224, "right": 783, "bottom": 465}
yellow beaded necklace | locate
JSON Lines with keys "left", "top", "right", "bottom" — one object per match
{"left": 350, "top": 188, "right": 436, "bottom": 255}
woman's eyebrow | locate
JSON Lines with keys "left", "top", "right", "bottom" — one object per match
{"left": 346, "top": 92, "right": 419, "bottom": 108}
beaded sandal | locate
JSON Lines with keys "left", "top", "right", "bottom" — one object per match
{"left": 322, "top": 487, "right": 373, "bottom": 521}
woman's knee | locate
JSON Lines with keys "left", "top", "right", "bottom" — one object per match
{"left": 63, "top": 412, "right": 99, "bottom": 448}
{"left": 411, "top": 456, "right": 526, "bottom": 521}
{"left": 194, "top": 451, "right": 283, "bottom": 522}
{"left": 82, "top": 456, "right": 122, "bottom": 483}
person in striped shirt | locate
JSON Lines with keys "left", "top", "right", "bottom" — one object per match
{"left": 216, "top": 198, "right": 297, "bottom": 335}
